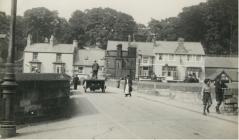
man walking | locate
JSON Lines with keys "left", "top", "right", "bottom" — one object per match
{"left": 73, "top": 75, "right": 79, "bottom": 90}
{"left": 214, "top": 74, "right": 228, "bottom": 114}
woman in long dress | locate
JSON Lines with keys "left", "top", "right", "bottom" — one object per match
{"left": 124, "top": 75, "right": 132, "bottom": 97}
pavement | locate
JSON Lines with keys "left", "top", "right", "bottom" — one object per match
{"left": 4, "top": 85, "right": 238, "bottom": 139}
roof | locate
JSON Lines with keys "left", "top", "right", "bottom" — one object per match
{"left": 226, "top": 82, "right": 238, "bottom": 89}
{"left": 205, "top": 69, "right": 238, "bottom": 82}
{"left": 205, "top": 56, "right": 238, "bottom": 68}
{"left": 24, "top": 43, "right": 75, "bottom": 53}
{"left": 74, "top": 47, "right": 105, "bottom": 66}
{"left": 107, "top": 41, "right": 154, "bottom": 56}
{"left": 107, "top": 40, "right": 204, "bottom": 56}
{"left": 154, "top": 41, "right": 204, "bottom": 55}
{"left": 16, "top": 73, "right": 71, "bottom": 81}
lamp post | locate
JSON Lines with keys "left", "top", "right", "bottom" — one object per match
{"left": 0, "top": 0, "right": 17, "bottom": 138}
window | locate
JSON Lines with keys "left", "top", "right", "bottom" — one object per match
{"left": 143, "top": 57, "right": 148, "bottom": 63}
{"left": 78, "top": 67, "right": 83, "bottom": 73}
{"left": 56, "top": 53, "right": 62, "bottom": 62}
{"left": 196, "top": 55, "right": 201, "bottom": 61}
{"left": 33, "top": 52, "right": 38, "bottom": 60}
{"left": 54, "top": 64, "right": 65, "bottom": 73}
{"left": 30, "top": 63, "right": 41, "bottom": 73}
{"left": 169, "top": 54, "right": 174, "bottom": 60}
{"left": 187, "top": 55, "right": 193, "bottom": 61}
{"left": 162, "top": 66, "right": 177, "bottom": 79}
{"left": 158, "top": 54, "right": 163, "bottom": 60}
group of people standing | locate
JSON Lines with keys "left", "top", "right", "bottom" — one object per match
{"left": 201, "top": 74, "right": 228, "bottom": 115}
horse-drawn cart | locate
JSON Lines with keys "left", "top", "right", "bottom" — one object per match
{"left": 83, "top": 79, "right": 106, "bottom": 93}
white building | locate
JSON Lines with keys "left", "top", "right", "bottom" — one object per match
{"left": 107, "top": 37, "right": 205, "bottom": 81}
{"left": 153, "top": 38, "right": 205, "bottom": 81}
{"left": 23, "top": 35, "right": 77, "bottom": 76}
{"left": 73, "top": 47, "right": 105, "bottom": 78}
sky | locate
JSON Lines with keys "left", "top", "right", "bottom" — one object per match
{"left": 0, "top": 0, "right": 206, "bottom": 25}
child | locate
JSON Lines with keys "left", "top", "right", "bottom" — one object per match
{"left": 201, "top": 79, "right": 212, "bottom": 115}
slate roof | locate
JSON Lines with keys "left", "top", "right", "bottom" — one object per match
{"left": 205, "top": 69, "right": 238, "bottom": 82}
{"left": 74, "top": 48, "right": 105, "bottom": 66}
{"left": 154, "top": 41, "right": 204, "bottom": 55}
{"left": 24, "top": 43, "right": 75, "bottom": 53}
{"left": 107, "top": 40, "right": 204, "bottom": 56}
{"left": 107, "top": 41, "right": 154, "bottom": 56}
{"left": 16, "top": 73, "right": 71, "bottom": 81}
{"left": 205, "top": 56, "right": 238, "bottom": 68}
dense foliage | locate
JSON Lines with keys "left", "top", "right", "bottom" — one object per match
{"left": 0, "top": 0, "right": 238, "bottom": 62}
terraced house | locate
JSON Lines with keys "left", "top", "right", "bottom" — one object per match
{"left": 153, "top": 38, "right": 205, "bottom": 82}
{"left": 23, "top": 35, "right": 77, "bottom": 76}
{"left": 107, "top": 37, "right": 205, "bottom": 81}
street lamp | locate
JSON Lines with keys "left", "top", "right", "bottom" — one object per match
{"left": 0, "top": 0, "right": 17, "bottom": 138}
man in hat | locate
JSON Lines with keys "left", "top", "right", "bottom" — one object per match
{"left": 92, "top": 60, "right": 99, "bottom": 79}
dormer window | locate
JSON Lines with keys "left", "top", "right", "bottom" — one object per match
{"left": 56, "top": 53, "right": 62, "bottom": 62}
{"left": 33, "top": 52, "right": 38, "bottom": 60}
{"left": 85, "top": 56, "right": 89, "bottom": 60}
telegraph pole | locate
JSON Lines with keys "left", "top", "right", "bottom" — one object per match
{"left": 0, "top": 0, "right": 17, "bottom": 138}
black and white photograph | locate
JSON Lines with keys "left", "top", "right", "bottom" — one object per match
{"left": 0, "top": 0, "right": 238, "bottom": 139}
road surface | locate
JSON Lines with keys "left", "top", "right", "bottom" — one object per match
{"left": 15, "top": 87, "right": 238, "bottom": 139}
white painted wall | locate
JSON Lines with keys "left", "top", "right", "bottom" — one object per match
{"left": 154, "top": 54, "right": 205, "bottom": 81}
{"left": 23, "top": 52, "right": 74, "bottom": 76}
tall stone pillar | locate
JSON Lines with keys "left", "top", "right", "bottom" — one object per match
{"left": 0, "top": 0, "right": 17, "bottom": 138}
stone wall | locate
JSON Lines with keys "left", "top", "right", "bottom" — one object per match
{"left": 0, "top": 73, "right": 71, "bottom": 123}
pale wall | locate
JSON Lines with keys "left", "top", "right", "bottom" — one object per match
{"left": 23, "top": 52, "right": 74, "bottom": 76}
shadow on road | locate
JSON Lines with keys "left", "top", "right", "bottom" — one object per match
{"left": 69, "top": 96, "right": 99, "bottom": 117}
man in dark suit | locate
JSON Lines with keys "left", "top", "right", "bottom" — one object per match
{"left": 214, "top": 74, "right": 228, "bottom": 114}
{"left": 73, "top": 75, "right": 79, "bottom": 90}
{"left": 92, "top": 60, "right": 99, "bottom": 79}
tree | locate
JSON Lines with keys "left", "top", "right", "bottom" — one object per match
{"left": 24, "top": 7, "right": 59, "bottom": 43}
{"left": 69, "top": 8, "right": 137, "bottom": 49}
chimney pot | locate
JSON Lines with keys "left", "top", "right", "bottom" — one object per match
{"left": 50, "top": 35, "right": 55, "bottom": 46}
{"left": 27, "top": 34, "right": 31, "bottom": 46}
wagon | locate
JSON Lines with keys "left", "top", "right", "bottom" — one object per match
{"left": 83, "top": 79, "right": 106, "bottom": 93}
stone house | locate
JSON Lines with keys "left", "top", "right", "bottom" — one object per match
{"left": 105, "top": 43, "right": 137, "bottom": 79}
{"left": 23, "top": 35, "right": 77, "bottom": 76}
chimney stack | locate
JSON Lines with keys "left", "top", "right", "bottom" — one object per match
{"left": 152, "top": 34, "right": 157, "bottom": 47}
{"left": 178, "top": 37, "right": 184, "bottom": 47}
{"left": 117, "top": 44, "right": 122, "bottom": 57}
{"left": 73, "top": 40, "right": 78, "bottom": 48}
{"left": 128, "top": 35, "right": 131, "bottom": 47}
{"left": 50, "top": 35, "right": 55, "bottom": 47}
{"left": 27, "top": 34, "right": 32, "bottom": 46}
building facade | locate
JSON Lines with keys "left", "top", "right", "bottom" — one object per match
{"left": 153, "top": 38, "right": 205, "bottom": 81}
{"left": 23, "top": 35, "right": 76, "bottom": 76}
{"left": 107, "top": 37, "right": 205, "bottom": 81}
{"left": 73, "top": 47, "right": 105, "bottom": 78}
{"left": 105, "top": 43, "right": 137, "bottom": 79}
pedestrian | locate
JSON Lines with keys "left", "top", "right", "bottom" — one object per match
{"left": 214, "top": 74, "right": 228, "bottom": 114}
{"left": 73, "top": 75, "right": 79, "bottom": 90}
{"left": 92, "top": 60, "right": 99, "bottom": 79}
{"left": 201, "top": 79, "right": 212, "bottom": 115}
{"left": 124, "top": 75, "right": 132, "bottom": 97}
